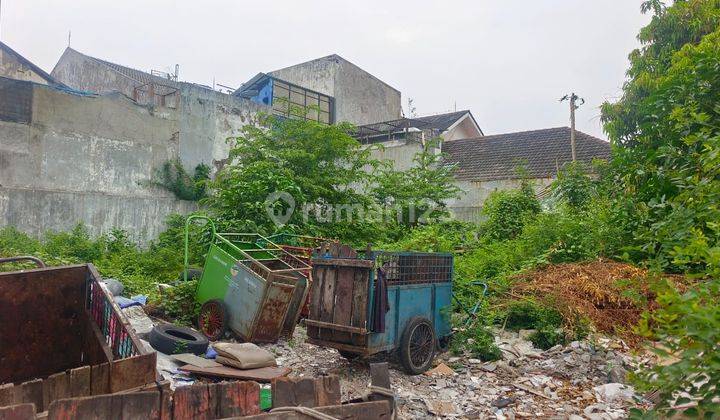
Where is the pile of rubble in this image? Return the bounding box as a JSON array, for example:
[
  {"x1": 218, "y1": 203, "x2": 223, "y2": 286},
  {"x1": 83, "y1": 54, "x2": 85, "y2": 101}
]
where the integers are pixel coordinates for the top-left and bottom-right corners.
[
  {"x1": 262, "y1": 328, "x2": 649, "y2": 419},
  {"x1": 121, "y1": 290, "x2": 650, "y2": 418}
]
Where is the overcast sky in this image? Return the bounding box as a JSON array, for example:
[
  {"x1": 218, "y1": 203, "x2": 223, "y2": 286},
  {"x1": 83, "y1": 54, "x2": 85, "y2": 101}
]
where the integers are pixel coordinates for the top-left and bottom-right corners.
[{"x1": 1, "y1": 1, "x2": 651, "y2": 139}]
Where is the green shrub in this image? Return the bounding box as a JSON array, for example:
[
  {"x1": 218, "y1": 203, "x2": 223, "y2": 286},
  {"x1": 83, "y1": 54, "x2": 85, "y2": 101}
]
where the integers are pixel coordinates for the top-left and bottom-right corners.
[
  {"x1": 43, "y1": 224, "x2": 105, "y2": 263},
  {"x1": 632, "y1": 278, "x2": 720, "y2": 418},
  {"x1": 379, "y1": 221, "x2": 477, "y2": 253},
  {"x1": 157, "y1": 279, "x2": 201, "y2": 326},
  {"x1": 551, "y1": 162, "x2": 595, "y2": 210},
  {"x1": 503, "y1": 300, "x2": 563, "y2": 331},
  {"x1": 154, "y1": 160, "x2": 210, "y2": 201},
  {"x1": 0, "y1": 226, "x2": 41, "y2": 254},
  {"x1": 528, "y1": 326, "x2": 566, "y2": 350},
  {"x1": 481, "y1": 182, "x2": 541, "y2": 240}
]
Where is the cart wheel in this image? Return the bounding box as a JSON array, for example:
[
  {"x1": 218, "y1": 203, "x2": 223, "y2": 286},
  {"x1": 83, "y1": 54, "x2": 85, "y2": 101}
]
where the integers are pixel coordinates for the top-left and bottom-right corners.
[
  {"x1": 399, "y1": 317, "x2": 436, "y2": 375},
  {"x1": 198, "y1": 299, "x2": 228, "y2": 341}
]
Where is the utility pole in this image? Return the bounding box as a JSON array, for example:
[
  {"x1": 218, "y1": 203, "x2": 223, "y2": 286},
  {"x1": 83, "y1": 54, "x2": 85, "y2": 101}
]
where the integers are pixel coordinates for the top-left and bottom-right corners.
[{"x1": 560, "y1": 93, "x2": 584, "y2": 162}]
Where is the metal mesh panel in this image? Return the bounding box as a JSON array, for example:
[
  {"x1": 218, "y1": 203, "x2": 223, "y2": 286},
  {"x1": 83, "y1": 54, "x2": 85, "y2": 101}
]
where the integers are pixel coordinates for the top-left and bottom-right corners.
[
  {"x1": 87, "y1": 277, "x2": 140, "y2": 359},
  {"x1": 373, "y1": 252, "x2": 453, "y2": 285}
]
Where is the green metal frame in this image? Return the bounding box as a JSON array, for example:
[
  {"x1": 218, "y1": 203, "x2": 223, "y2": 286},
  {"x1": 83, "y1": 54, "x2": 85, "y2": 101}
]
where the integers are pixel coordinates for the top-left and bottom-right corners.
[{"x1": 184, "y1": 214, "x2": 217, "y2": 283}]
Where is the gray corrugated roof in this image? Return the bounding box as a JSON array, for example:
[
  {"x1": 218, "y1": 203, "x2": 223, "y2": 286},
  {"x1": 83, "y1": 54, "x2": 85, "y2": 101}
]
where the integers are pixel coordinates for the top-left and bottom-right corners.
[
  {"x1": 354, "y1": 110, "x2": 479, "y2": 138},
  {"x1": 442, "y1": 127, "x2": 610, "y2": 181},
  {"x1": 412, "y1": 110, "x2": 473, "y2": 131},
  {"x1": 67, "y1": 47, "x2": 179, "y2": 88}
]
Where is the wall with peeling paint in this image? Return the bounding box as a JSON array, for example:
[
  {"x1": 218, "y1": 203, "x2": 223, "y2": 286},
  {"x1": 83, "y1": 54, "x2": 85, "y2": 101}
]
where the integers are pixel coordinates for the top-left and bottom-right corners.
[
  {"x1": 51, "y1": 48, "x2": 266, "y2": 173},
  {"x1": 0, "y1": 77, "x2": 195, "y2": 243}
]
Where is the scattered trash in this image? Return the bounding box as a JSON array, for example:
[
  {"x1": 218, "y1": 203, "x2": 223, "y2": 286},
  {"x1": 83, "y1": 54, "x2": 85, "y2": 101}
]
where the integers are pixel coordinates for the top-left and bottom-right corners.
[
  {"x1": 149, "y1": 324, "x2": 209, "y2": 355},
  {"x1": 593, "y1": 383, "x2": 636, "y2": 403},
  {"x1": 424, "y1": 399, "x2": 457, "y2": 416},
  {"x1": 122, "y1": 305, "x2": 155, "y2": 338},
  {"x1": 492, "y1": 396, "x2": 516, "y2": 408},
  {"x1": 205, "y1": 345, "x2": 218, "y2": 359},
  {"x1": 101, "y1": 278, "x2": 124, "y2": 296},
  {"x1": 114, "y1": 295, "x2": 142, "y2": 309},
  {"x1": 130, "y1": 294, "x2": 148, "y2": 305},
  {"x1": 424, "y1": 362, "x2": 455, "y2": 377},
  {"x1": 172, "y1": 353, "x2": 222, "y2": 368},
  {"x1": 178, "y1": 364, "x2": 290, "y2": 383},
  {"x1": 213, "y1": 342, "x2": 277, "y2": 369}
]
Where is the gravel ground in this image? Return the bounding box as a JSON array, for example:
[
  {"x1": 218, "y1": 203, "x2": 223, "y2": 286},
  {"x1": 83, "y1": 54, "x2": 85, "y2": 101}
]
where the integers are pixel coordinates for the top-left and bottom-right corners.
[{"x1": 259, "y1": 327, "x2": 649, "y2": 419}]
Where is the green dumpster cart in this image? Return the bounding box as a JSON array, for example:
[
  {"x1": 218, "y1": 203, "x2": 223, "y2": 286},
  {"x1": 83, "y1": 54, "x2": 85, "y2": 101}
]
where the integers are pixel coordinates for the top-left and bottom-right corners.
[{"x1": 184, "y1": 216, "x2": 311, "y2": 343}]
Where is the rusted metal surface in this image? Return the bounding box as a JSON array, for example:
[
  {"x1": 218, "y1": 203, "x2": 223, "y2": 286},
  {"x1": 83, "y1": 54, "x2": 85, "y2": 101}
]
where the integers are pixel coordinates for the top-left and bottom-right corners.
[
  {"x1": 0, "y1": 265, "x2": 88, "y2": 383},
  {"x1": 249, "y1": 282, "x2": 296, "y2": 343},
  {"x1": 0, "y1": 264, "x2": 150, "y2": 386},
  {"x1": 0, "y1": 255, "x2": 46, "y2": 268}
]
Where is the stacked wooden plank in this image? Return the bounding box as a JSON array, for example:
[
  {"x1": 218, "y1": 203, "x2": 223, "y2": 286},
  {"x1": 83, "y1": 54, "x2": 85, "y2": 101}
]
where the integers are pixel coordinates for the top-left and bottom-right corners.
[
  {"x1": 0, "y1": 353, "x2": 156, "y2": 416},
  {"x1": 0, "y1": 364, "x2": 395, "y2": 420}
]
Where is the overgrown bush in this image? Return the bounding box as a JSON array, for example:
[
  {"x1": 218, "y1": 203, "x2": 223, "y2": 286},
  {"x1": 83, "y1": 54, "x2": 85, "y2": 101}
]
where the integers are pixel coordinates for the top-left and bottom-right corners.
[
  {"x1": 154, "y1": 160, "x2": 210, "y2": 201},
  {"x1": 0, "y1": 220, "x2": 208, "y2": 316},
  {"x1": 480, "y1": 181, "x2": 541, "y2": 240},
  {"x1": 154, "y1": 279, "x2": 201, "y2": 326}
]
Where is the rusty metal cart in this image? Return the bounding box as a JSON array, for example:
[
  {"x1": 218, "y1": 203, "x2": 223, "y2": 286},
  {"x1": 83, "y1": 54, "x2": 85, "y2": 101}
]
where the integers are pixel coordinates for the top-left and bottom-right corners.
[
  {"x1": 305, "y1": 245, "x2": 453, "y2": 374},
  {"x1": 266, "y1": 234, "x2": 329, "y2": 318},
  {"x1": 186, "y1": 217, "x2": 312, "y2": 343}
]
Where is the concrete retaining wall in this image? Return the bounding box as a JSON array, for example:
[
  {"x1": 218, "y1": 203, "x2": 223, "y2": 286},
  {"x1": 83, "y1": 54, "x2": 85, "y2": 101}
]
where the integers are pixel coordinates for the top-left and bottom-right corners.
[{"x1": 0, "y1": 77, "x2": 195, "y2": 243}]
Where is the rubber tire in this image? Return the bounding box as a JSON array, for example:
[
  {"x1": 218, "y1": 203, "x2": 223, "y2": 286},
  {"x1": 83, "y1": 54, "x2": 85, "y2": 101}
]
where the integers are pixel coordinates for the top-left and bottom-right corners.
[
  {"x1": 398, "y1": 317, "x2": 436, "y2": 375},
  {"x1": 149, "y1": 324, "x2": 209, "y2": 355},
  {"x1": 198, "y1": 299, "x2": 229, "y2": 341}
]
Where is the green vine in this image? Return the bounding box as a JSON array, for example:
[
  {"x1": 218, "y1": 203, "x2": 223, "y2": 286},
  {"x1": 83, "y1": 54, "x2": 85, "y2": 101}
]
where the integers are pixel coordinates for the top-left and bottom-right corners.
[{"x1": 153, "y1": 160, "x2": 210, "y2": 201}]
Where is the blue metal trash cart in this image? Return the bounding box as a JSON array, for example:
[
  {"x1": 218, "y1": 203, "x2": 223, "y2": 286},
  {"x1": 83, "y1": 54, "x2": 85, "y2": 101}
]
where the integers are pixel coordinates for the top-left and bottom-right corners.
[{"x1": 305, "y1": 245, "x2": 453, "y2": 374}]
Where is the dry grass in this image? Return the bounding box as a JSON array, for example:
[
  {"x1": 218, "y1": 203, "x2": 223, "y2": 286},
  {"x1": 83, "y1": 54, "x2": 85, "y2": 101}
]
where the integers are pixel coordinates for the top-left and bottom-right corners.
[{"x1": 511, "y1": 259, "x2": 684, "y2": 345}]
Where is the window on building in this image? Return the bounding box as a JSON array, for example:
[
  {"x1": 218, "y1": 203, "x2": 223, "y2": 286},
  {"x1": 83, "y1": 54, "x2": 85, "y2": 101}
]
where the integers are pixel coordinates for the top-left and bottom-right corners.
[{"x1": 271, "y1": 80, "x2": 333, "y2": 124}]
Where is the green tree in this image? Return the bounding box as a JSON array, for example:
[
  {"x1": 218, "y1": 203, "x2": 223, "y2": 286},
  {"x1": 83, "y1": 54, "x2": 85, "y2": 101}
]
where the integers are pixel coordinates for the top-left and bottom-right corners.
[
  {"x1": 203, "y1": 114, "x2": 382, "y2": 243},
  {"x1": 602, "y1": 2, "x2": 720, "y2": 416},
  {"x1": 371, "y1": 137, "x2": 462, "y2": 229}
]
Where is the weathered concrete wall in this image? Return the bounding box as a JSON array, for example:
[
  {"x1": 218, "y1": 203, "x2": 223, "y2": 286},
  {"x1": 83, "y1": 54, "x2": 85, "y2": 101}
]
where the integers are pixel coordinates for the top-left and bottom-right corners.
[
  {"x1": 177, "y1": 83, "x2": 265, "y2": 171},
  {"x1": 447, "y1": 178, "x2": 553, "y2": 222},
  {"x1": 52, "y1": 48, "x2": 141, "y2": 98},
  {"x1": 270, "y1": 55, "x2": 402, "y2": 125},
  {"x1": 0, "y1": 77, "x2": 195, "y2": 243},
  {"x1": 51, "y1": 48, "x2": 264, "y2": 172},
  {"x1": 0, "y1": 49, "x2": 50, "y2": 84},
  {"x1": 365, "y1": 138, "x2": 425, "y2": 172}
]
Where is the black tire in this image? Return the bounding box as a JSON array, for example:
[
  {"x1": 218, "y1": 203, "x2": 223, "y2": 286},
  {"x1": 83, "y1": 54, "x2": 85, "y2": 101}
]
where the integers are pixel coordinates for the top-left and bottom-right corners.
[
  {"x1": 398, "y1": 317, "x2": 436, "y2": 375},
  {"x1": 198, "y1": 299, "x2": 228, "y2": 341},
  {"x1": 149, "y1": 324, "x2": 209, "y2": 355}
]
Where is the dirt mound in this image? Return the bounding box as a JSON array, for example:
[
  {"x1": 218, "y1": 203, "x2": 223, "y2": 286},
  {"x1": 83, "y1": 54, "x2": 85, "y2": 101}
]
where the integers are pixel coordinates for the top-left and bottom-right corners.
[{"x1": 511, "y1": 259, "x2": 682, "y2": 344}]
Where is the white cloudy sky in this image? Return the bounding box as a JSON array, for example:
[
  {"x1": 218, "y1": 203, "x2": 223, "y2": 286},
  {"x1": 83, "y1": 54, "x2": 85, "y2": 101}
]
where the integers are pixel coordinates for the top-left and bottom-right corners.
[{"x1": 1, "y1": 1, "x2": 651, "y2": 139}]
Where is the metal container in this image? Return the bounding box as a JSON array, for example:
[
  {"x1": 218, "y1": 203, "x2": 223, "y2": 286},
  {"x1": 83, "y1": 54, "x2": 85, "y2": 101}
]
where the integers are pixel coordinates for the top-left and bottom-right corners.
[{"x1": 195, "y1": 232, "x2": 311, "y2": 343}]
